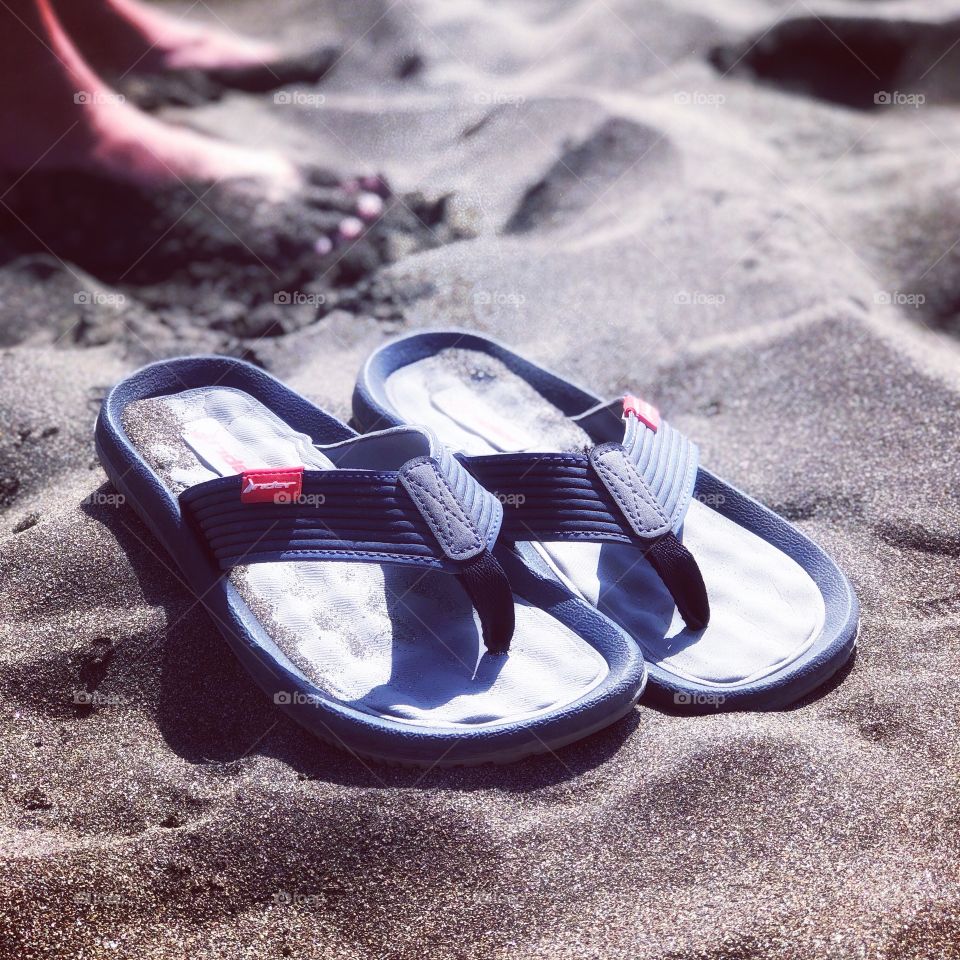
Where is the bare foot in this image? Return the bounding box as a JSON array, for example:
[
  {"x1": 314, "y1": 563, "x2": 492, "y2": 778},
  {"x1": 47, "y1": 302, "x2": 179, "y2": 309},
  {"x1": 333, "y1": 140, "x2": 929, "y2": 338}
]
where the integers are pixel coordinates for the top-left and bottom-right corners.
[
  {"x1": 0, "y1": 0, "x2": 295, "y2": 192},
  {"x1": 52, "y1": 0, "x2": 338, "y2": 111},
  {"x1": 51, "y1": 0, "x2": 280, "y2": 77},
  {"x1": 0, "y1": 0, "x2": 391, "y2": 297},
  {"x1": 86, "y1": 103, "x2": 298, "y2": 193}
]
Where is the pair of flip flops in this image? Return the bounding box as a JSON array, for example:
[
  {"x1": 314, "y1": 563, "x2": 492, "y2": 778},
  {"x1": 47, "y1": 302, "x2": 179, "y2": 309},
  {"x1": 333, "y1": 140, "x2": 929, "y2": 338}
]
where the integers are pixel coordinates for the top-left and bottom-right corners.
[{"x1": 95, "y1": 332, "x2": 859, "y2": 767}]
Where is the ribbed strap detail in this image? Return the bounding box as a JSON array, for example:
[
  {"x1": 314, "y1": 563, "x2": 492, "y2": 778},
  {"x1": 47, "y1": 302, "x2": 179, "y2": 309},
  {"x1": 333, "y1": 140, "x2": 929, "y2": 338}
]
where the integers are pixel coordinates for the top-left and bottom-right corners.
[
  {"x1": 463, "y1": 417, "x2": 708, "y2": 630},
  {"x1": 465, "y1": 453, "x2": 632, "y2": 543},
  {"x1": 179, "y1": 455, "x2": 516, "y2": 652},
  {"x1": 436, "y1": 444, "x2": 503, "y2": 540},
  {"x1": 465, "y1": 416, "x2": 697, "y2": 542},
  {"x1": 180, "y1": 470, "x2": 450, "y2": 570},
  {"x1": 619, "y1": 414, "x2": 699, "y2": 533},
  {"x1": 398, "y1": 447, "x2": 503, "y2": 562}
]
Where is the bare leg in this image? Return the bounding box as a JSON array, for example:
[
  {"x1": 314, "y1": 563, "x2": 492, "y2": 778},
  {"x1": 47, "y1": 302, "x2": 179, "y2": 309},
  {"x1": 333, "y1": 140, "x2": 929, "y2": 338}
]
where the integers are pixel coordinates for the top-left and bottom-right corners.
[
  {"x1": 0, "y1": 0, "x2": 295, "y2": 187},
  {"x1": 51, "y1": 0, "x2": 279, "y2": 76}
]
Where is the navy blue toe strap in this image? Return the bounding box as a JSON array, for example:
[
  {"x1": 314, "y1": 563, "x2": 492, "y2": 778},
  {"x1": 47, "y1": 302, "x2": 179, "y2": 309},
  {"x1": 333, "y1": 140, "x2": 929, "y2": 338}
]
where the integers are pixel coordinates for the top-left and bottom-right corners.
[
  {"x1": 179, "y1": 449, "x2": 515, "y2": 653},
  {"x1": 458, "y1": 550, "x2": 515, "y2": 656},
  {"x1": 464, "y1": 395, "x2": 710, "y2": 631},
  {"x1": 644, "y1": 534, "x2": 709, "y2": 632}
]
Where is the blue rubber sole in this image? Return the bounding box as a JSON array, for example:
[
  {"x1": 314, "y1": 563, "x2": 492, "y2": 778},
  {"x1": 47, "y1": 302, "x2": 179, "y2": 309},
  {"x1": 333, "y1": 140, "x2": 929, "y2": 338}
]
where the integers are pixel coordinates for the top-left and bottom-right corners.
[
  {"x1": 95, "y1": 356, "x2": 648, "y2": 767},
  {"x1": 353, "y1": 330, "x2": 860, "y2": 712}
]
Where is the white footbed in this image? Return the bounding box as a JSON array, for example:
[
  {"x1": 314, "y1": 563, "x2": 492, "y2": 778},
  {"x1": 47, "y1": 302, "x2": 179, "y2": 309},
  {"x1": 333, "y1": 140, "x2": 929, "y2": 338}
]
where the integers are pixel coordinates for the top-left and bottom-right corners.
[
  {"x1": 121, "y1": 387, "x2": 608, "y2": 729},
  {"x1": 384, "y1": 349, "x2": 826, "y2": 689}
]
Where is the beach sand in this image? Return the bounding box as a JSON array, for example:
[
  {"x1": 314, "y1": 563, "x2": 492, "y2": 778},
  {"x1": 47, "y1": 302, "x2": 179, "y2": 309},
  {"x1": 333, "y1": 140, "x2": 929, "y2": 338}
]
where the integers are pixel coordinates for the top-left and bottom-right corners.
[{"x1": 1, "y1": 0, "x2": 959, "y2": 957}]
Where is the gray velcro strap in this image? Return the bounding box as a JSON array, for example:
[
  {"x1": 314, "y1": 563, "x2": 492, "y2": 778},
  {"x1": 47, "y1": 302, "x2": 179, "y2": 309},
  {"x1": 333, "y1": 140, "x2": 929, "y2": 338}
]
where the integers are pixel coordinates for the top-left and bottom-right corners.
[
  {"x1": 398, "y1": 452, "x2": 503, "y2": 561},
  {"x1": 588, "y1": 443, "x2": 672, "y2": 540}
]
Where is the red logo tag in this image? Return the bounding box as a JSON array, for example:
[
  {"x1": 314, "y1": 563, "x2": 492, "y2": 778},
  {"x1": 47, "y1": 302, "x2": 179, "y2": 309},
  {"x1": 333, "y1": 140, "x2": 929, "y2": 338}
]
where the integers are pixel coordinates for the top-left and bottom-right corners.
[
  {"x1": 622, "y1": 395, "x2": 660, "y2": 432},
  {"x1": 240, "y1": 467, "x2": 304, "y2": 504}
]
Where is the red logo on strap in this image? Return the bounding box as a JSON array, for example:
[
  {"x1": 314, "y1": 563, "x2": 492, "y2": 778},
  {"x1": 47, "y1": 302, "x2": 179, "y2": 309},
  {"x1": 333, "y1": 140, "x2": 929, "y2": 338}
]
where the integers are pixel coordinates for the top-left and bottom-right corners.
[
  {"x1": 622, "y1": 395, "x2": 660, "y2": 432},
  {"x1": 240, "y1": 467, "x2": 304, "y2": 504}
]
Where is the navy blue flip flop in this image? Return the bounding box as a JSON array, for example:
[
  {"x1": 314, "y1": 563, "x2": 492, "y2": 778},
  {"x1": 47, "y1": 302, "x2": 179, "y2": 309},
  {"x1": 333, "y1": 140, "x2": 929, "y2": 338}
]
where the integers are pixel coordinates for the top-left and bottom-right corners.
[
  {"x1": 353, "y1": 331, "x2": 859, "y2": 711},
  {"x1": 95, "y1": 356, "x2": 646, "y2": 766}
]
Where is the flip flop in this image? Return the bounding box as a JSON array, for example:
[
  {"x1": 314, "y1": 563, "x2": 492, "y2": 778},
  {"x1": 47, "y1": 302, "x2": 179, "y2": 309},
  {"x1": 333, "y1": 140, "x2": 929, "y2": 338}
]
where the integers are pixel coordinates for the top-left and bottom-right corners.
[
  {"x1": 95, "y1": 356, "x2": 647, "y2": 766},
  {"x1": 353, "y1": 331, "x2": 859, "y2": 711}
]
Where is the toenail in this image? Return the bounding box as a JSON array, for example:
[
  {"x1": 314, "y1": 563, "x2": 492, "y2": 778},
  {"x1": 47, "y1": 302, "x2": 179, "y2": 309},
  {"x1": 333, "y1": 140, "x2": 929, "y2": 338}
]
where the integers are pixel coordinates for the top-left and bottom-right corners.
[
  {"x1": 338, "y1": 217, "x2": 364, "y2": 240},
  {"x1": 356, "y1": 193, "x2": 384, "y2": 220}
]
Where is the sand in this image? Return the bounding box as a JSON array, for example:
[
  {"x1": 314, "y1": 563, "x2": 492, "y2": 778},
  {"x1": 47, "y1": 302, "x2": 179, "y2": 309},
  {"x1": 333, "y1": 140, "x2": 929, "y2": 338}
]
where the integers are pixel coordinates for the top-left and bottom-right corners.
[{"x1": 1, "y1": 0, "x2": 959, "y2": 957}]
